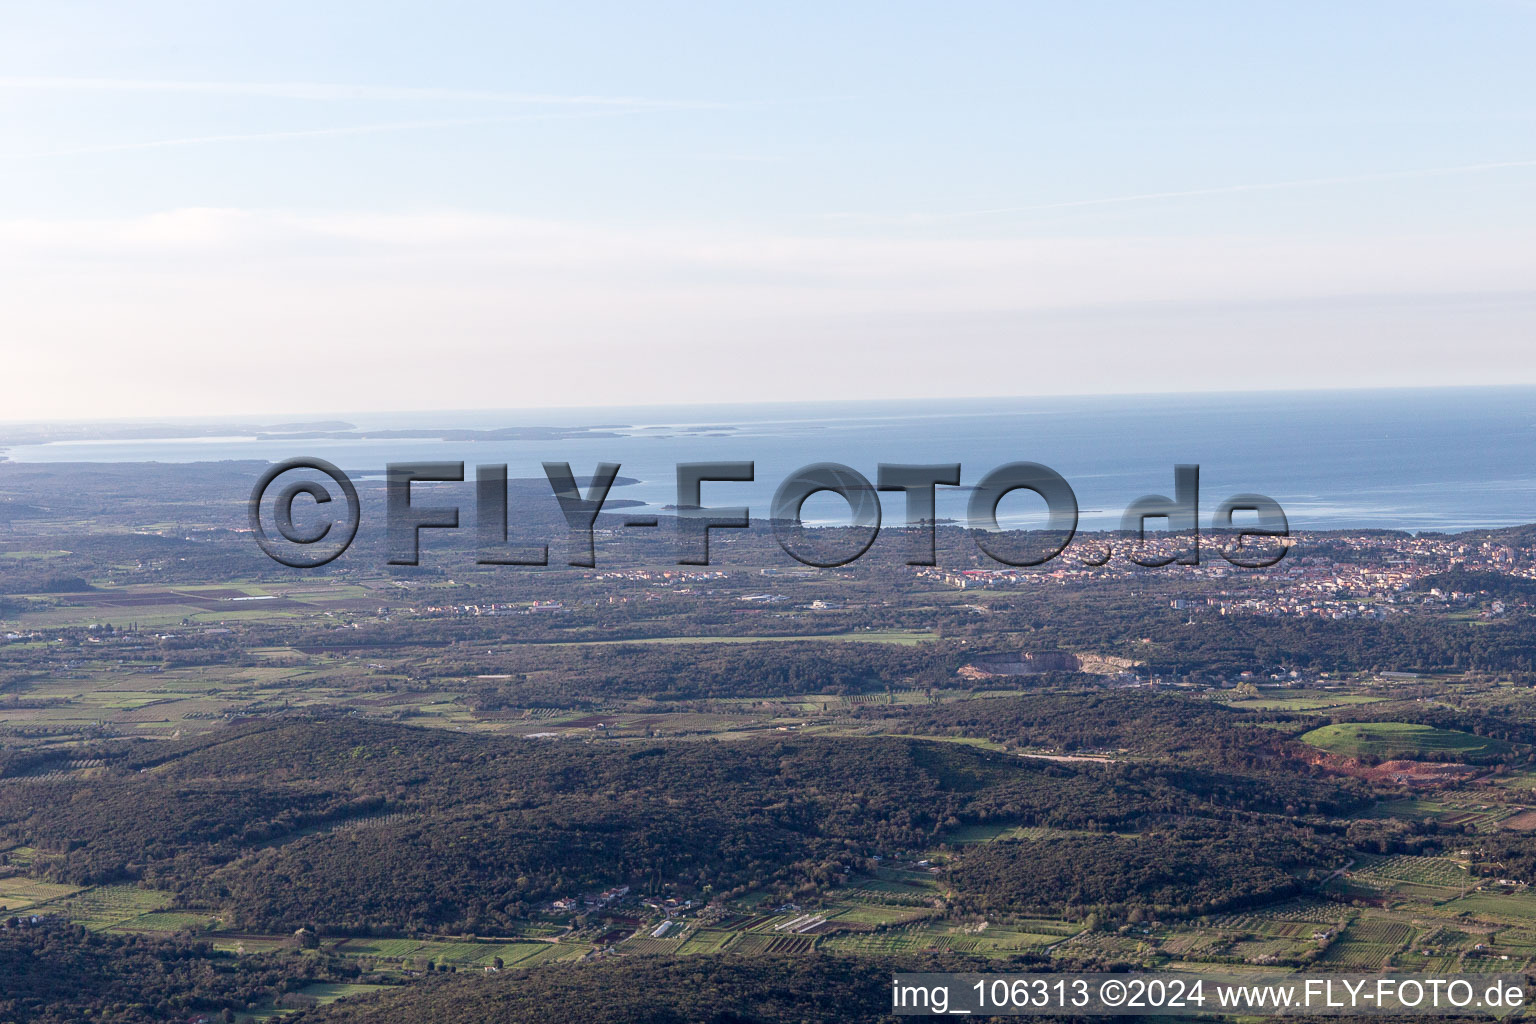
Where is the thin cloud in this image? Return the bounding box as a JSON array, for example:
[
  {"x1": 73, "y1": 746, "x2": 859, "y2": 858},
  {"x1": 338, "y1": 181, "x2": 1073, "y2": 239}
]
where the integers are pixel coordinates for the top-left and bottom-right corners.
[
  {"x1": 0, "y1": 109, "x2": 673, "y2": 162},
  {"x1": 0, "y1": 76, "x2": 714, "y2": 109},
  {"x1": 839, "y1": 158, "x2": 1536, "y2": 223}
]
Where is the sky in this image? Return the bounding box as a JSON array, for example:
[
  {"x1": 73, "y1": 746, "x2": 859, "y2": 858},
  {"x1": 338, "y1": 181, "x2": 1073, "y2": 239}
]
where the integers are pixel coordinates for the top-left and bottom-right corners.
[{"x1": 1, "y1": 0, "x2": 1534, "y2": 420}]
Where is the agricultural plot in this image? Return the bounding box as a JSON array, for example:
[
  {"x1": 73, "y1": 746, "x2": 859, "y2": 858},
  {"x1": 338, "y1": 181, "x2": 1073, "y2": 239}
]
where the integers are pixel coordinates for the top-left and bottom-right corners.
[
  {"x1": 1227, "y1": 936, "x2": 1306, "y2": 963},
  {"x1": 1489, "y1": 928, "x2": 1536, "y2": 955},
  {"x1": 546, "y1": 630, "x2": 938, "y2": 648},
  {"x1": 838, "y1": 933, "x2": 976, "y2": 953},
  {"x1": 293, "y1": 982, "x2": 394, "y2": 1006},
  {"x1": 0, "y1": 876, "x2": 82, "y2": 913},
  {"x1": 11, "y1": 585, "x2": 334, "y2": 628},
  {"x1": 111, "y1": 910, "x2": 219, "y2": 933},
  {"x1": 530, "y1": 942, "x2": 590, "y2": 964},
  {"x1": 944, "y1": 821, "x2": 1019, "y2": 843},
  {"x1": 820, "y1": 920, "x2": 1057, "y2": 956},
  {"x1": 1300, "y1": 722, "x2": 1510, "y2": 760},
  {"x1": 208, "y1": 933, "x2": 292, "y2": 954},
  {"x1": 1169, "y1": 905, "x2": 1355, "y2": 968},
  {"x1": 1222, "y1": 694, "x2": 1387, "y2": 712},
  {"x1": 1359, "y1": 799, "x2": 1511, "y2": 833},
  {"x1": 1347, "y1": 917, "x2": 1415, "y2": 945},
  {"x1": 676, "y1": 929, "x2": 737, "y2": 955},
  {"x1": 1442, "y1": 891, "x2": 1536, "y2": 925},
  {"x1": 0, "y1": 845, "x2": 37, "y2": 868},
  {"x1": 819, "y1": 932, "x2": 929, "y2": 954},
  {"x1": 1206, "y1": 915, "x2": 1327, "y2": 939},
  {"x1": 832, "y1": 870, "x2": 944, "y2": 907},
  {"x1": 55, "y1": 886, "x2": 172, "y2": 930},
  {"x1": 1439, "y1": 806, "x2": 1522, "y2": 834},
  {"x1": 1216, "y1": 899, "x2": 1341, "y2": 925},
  {"x1": 0, "y1": 665, "x2": 298, "y2": 739},
  {"x1": 1318, "y1": 938, "x2": 1397, "y2": 970},
  {"x1": 1346, "y1": 855, "x2": 1475, "y2": 901},
  {"x1": 456, "y1": 942, "x2": 560, "y2": 967},
  {"x1": 1158, "y1": 932, "x2": 1225, "y2": 957},
  {"x1": 727, "y1": 932, "x2": 816, "y2": 954},
  {"x1": 826, "y1": 902, "x2": 931, "y2": 927},
  {"x1": 783, "y1": 918, "x2": 1055, "y2": 955},
  {"x1": 620, "y1": 934, "x2": 689, "y2": 956},
  {"x1": 966, "y1": 927, "x2": 1068, "y2": 953},
  {"x1": 1011, "y1": 918, "x2": 1081, "y2": 938},
  {"x1": 1396, "y1": 950, "x2": 1467, "y2": 972},
  {"x1": 1404, "y1": 924, "x2": 1480, "y2": 962},
  {"x1": 745, "y1": 908, "x2": 823, "y2": 932},
  {"x1": 1494, "y1": 771, "x2": 1536, "y2": 792},
  {"x1": 1498, "y1": 809, "x2": 1536, "y2": 830},
  {"x1": 933, "y1": 822, "x2": 1118, "y2": 847},
  {"x1": 1363, "y1": 797, "x2": 1452, "y2": 821},
  {"x1": 1065, "y1": 931, "x2": 1152, "y2": 959},
  {"x1": 1458, "y1": 956, "x2": 1525, "y2": 973},
  {"x1": 334, "y1": 937, "x2": 567, "y2": 967},
  {"x1": 776, "y1": 912, "x2": 829, "y2": 934},
  {"x1": 994, "y1": 825, "x2": 1119, "y2": 842},
  {"x1": 323, "y1": 937, "x2": 432, "y2": 959}
]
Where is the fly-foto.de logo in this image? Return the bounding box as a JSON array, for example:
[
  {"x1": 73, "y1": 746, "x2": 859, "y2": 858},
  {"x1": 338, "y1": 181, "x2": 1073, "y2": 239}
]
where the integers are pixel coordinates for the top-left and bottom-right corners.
[{"x1": 249, "y1": 459, "x2": 1287, "y2": 570}]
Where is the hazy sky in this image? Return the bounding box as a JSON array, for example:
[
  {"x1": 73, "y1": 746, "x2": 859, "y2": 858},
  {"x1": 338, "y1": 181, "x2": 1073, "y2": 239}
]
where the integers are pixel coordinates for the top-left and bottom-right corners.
[{"x1": 2, "y1": 1, "x2": 1534, "y2": 420}]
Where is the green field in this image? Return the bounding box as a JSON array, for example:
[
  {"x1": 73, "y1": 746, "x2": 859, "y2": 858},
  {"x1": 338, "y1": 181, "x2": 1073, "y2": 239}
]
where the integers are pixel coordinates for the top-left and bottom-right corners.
[
  {"x1": 296, "y1": 982, "x2": 393, "y2": 1001},
  {"x1": 1299, "y1": 722, "x2": 1510, "y2": 759},
  {"x1": 332, "y1": 936, "x2": 574, "y2": 967},
  {"x1": 1223, "y1": 694, "x2": 1386, "y2": 711},
  {"x1": 112, "y1": 910, "x2": 220, "y2": 933}
]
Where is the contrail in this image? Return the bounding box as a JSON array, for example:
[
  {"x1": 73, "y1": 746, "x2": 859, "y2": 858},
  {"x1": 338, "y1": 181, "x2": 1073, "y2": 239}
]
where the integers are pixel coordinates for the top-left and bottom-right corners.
[
  {"x1": 0, "y1": 76, "x2": 710, "y2": 109},
  {"x1": 0, "y1": 108, "x2": 669, "y2": 161}
]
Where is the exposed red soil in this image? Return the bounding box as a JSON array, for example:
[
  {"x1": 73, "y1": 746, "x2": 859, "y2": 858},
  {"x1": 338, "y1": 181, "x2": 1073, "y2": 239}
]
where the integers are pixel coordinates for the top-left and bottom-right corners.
[{"x1": 1301, "y1": 750, "x2": 1483, "y2": 787}]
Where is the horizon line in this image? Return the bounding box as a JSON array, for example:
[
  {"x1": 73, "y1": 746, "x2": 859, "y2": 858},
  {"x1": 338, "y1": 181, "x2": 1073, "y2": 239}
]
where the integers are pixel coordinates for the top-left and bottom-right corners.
[{"x1": 1, "y1": 381, "x2": 1532, "y2": 429}]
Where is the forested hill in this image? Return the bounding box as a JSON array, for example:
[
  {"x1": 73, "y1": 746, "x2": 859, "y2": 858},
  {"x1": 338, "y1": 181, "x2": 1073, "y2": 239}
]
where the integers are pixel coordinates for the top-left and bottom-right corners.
[
  {"x1": 1, "y1": 711, "x2": 1375, "y2": 935},
  {"x1": 295, "y1": 953, "x2": 1012, "y2": 1024},
  {"x1": 862, "y1": 691, "x2": 1289, "y2": 764}
]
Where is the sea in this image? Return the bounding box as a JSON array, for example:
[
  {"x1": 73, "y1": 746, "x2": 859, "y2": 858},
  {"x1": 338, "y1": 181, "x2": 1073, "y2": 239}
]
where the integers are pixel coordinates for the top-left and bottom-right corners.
[{"x1": 3, "y1": 388, "x2": 1535, "y2": 533}]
